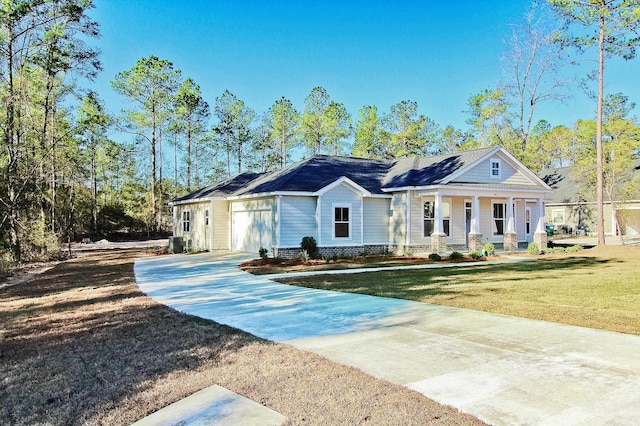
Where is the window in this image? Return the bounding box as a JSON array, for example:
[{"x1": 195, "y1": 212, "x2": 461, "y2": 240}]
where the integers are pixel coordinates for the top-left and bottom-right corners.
[
  {"x1": 490, "y1": 158, "x2": 501, "y2": 178},
  {"x1": 205, "y1": 209, "x2": 210, "y2": 226},
  {"x1": 334, "y1": 206, "x2": 350, "y2": 238},
  {"x1": 525, "y1": 208, "x2": 531, "y2": 235},
  {"x1": 492, "y1": 202, "x2": 505, "y2": 235},
  {"x1": 552, "y1": 209, "x2": 565, "y2": 225},
  {"x1": 182, "y1": 211, "x2": 191, "y2": 233},
  {"x1": 423, "y1": 201, "x2": 434, "y2": 236},
  {"x1": 423, "y1": 200, "x2": 450, "y2": 237}
]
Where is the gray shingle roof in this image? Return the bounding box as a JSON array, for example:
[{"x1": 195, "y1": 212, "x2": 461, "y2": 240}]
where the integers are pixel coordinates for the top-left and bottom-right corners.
[
  {"x1": 542, "y1": 160, "x2": 640, "y2": 204},
  {"x1": 541, "y1": 166, "x2": 578, "y2": 204},
  {"x1": 171, "y1": 171, "x2": 263, "y2": 203},
  {"x1": 172, "y1": 146, "x2": 533, "y2": 203},
  {"x1": 235, "y1": 155, "x2": 392, "y2": 195},
  {"x1": 383, "y1": 148, "x2": 494, "y2": 188}
]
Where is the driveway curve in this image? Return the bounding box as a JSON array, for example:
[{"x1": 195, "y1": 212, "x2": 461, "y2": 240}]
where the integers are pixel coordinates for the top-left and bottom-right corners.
[{"x1": 135, "y1": 252, "x2": 640, "y2": 426}]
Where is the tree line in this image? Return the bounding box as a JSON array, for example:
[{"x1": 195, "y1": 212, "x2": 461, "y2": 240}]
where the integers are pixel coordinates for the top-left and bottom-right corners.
[{"x1": 1, "y1": 0, "x2": 639, "y2": 264}]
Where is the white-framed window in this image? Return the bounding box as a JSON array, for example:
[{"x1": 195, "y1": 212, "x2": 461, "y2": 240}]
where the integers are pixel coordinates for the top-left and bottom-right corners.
[
  {"x1": 333, "y1": 204, "x2": 351, "y2": 239},
  {"x1": 423, "y1": 200, "x2": 450, "y2": 237},
  {"x1": 525, "y1": 207, "x2": 532, "y2": 235},
  {"x1": 182, "y1": 210, "x2": 191, "y2": 233},
  {"x1": 490, "y1": 158, "x2": 501, "y2": 178},
  {"x1": 423, "y1": 201, "x2": 434, "y2": 236},
  {"x1": 552, "y1": 209, "x2": 565, "y2": 225},
  {"x1": 492, "y1": 202, "x2": 506, "y2": 235},
  {"x1": 205, "y1": 209, "x2": 209, "y2": 226}
]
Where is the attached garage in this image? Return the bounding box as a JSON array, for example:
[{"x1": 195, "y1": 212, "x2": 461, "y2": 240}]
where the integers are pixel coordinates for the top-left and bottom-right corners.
[{"x1": 231, "y1": 199, "x2": 275, "y2": 253}]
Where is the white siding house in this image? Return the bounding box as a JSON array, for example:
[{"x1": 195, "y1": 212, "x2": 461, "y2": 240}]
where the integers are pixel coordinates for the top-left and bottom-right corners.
[{"x1": 170, "y1": 146, "x2": 553, "y2": 257}]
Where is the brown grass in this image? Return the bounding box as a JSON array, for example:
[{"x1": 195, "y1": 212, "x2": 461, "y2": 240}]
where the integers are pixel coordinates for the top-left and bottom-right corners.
[{"x1": 0, "y1": 250, "x2": 483, "y2": 425}]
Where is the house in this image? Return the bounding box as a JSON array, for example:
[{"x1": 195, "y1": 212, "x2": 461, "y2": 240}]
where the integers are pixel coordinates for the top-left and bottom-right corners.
[
  {"x1": 170, "y1": 146, "x2": 553, "y2": 257},
  {"x1": 542, "y1": 163, "x2": 640, "y2": 237}
]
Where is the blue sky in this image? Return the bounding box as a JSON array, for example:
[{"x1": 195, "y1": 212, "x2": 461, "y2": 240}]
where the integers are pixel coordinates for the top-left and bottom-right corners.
[{"x1": 90, "y1": 0, "x2": 640, "y2": 135}]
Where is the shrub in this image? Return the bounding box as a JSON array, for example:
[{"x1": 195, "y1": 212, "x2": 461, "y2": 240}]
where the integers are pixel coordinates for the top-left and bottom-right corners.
[
  {"x1": 449, "y1": 251, "x2": 464, "y2": 260},
  {"x1": 359, "y1": 248, "x2": 370, "y2": 259},
  {"x1": 258, "y1": 247, "x2": 268, "y2": 259},
  {"x1": 428, "y1": 253, "x2": 442, "y2": 261},
  {"x1": 566, "y1": 244, "x2": 582, "y2": 253},
  {"x1": 299, "y1": 249, "x2": 310, "y2": 263},
  {"x1": 483, "y1": 243, "x2": 496, "y2": 256},
  {"x1": 381, "y1": 247, "x2": 394, "y2": 259},
  {"x1": 403, "y1": 248, "x2": 414, "y2": 257},
  {"x1": 469, "y1": 251, "x2": 483, "y2": 260},
  {"x1": 300, "y1": 236, "x2": 319, "y2": 258},
  {"x1": 527, "y1": 242, "x2": 539, "y2": 255}
]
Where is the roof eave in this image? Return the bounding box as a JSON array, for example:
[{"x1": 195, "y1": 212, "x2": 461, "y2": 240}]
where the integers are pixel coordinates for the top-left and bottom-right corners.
[
  {"x1": 169, "y1": 196, "x2": 225, "y2": 206},
  {"x1": 227, "y1": 191, "x2": 316, "y2": 200}
]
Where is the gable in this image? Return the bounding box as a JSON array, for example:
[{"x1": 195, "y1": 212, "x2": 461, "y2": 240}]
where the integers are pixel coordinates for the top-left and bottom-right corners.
[
  {"x1": 315, "y1": 176, "x2": 371, "y2": 197},
  {"x1": 448, "y1": 151, "x2": 544, "y2": 188}
]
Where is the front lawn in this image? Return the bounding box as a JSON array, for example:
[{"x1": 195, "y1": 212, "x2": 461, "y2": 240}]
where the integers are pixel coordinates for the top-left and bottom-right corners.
[{"x1": 277, "y1": 246, "x2": 640, "y2": 336}]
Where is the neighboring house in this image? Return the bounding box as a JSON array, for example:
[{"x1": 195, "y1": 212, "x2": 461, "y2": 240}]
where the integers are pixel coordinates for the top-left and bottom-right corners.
[
  {"x1": 170, "y1": 146, "x2": 552, "y2": 257},
  {"x1": 542, "y1": 163, "x2": 640, "y2": 237}
]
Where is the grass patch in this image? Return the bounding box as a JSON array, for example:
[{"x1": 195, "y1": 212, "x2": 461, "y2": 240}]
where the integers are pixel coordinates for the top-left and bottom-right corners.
[
  {"x1": 277, "y1": 246, "x2": 640, "y2": 336},
  {"x1": 0, "y1": 250, "x2": 483, "y2": 425}
]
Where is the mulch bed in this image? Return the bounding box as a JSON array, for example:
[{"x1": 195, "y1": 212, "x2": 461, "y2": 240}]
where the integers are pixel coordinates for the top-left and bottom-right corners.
[{"x1": 240, "y1": 254, "x2": 487, "y2": 275}]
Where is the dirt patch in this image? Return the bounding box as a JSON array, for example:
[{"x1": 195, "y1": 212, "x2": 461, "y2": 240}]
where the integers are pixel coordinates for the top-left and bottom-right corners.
[
  {"x1": 240, "y1": 254, "x2": 488, "y2": 275},
  {"x1": 0, "y1": 249, "x2": 484, "y2": 425}
]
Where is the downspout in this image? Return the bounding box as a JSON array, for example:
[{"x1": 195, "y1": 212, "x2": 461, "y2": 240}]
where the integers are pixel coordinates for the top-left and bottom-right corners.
[
  {"x1": 276, "y1": 195, "x2": 282, "y2": 251},
  {"x1": 317, "y1": 196, "x2": 322, "y2": 247},
  {"x1": 360, "y1": 195, "x2": 365, "y2": 246}
]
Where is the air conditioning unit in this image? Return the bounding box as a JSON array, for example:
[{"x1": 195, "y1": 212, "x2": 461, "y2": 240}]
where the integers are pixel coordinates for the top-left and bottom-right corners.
[{"x1": 168, "y1": 236, "x2": 184, "y2": 254}]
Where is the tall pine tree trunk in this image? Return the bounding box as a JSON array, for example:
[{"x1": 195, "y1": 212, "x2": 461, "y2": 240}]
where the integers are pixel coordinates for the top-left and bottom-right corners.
[
  {"x1": 91, "y1": 143, "x2": 98, "y2": 234},
  {"x1": 187, "y1": 127, "x2": 192, "y2": 190},
  {"x1": 4, "y1": 25, "x2": 21, "y2": 263},
  {"x1": 596, "y1": 3, "x2": 606, "y2": 245}
]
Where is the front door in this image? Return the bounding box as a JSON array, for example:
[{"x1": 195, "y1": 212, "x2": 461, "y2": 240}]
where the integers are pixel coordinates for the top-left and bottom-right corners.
[{"x1": 525, "y1": 207, "x2": 532, "y2": 241}]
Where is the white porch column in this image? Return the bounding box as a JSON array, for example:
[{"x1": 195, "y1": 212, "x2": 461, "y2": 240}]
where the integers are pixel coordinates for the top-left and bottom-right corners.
[
  {"x1": 535, "y1": 199, "x2": 546, "y2": 234},
  {"x1": 431, "y1": 192, "x2": 447, "y2": 254},
  {"x1": 433, "y1": 193, "x2": 442, "y2": 235},
  {"x1": 468, "y1": 195, "x2": 483, "y2": 253},
  {"x1": 534, "y1": 199, "x2": 548, "y2": 251},
  {"x1": 504, "y1": 196, "x2": 518, "y2": 252},
  {"x1": 471, "y1": 195, "x2": 481, "y2": 234},
  {"x1": 506, "y1": 196, "x2": 515, "y2": 234}
]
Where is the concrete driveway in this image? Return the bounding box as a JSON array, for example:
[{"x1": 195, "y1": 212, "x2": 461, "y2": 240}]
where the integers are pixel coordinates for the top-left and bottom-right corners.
[{"x1": 135, "y1": 252, "x2": 640, "y2": 426}]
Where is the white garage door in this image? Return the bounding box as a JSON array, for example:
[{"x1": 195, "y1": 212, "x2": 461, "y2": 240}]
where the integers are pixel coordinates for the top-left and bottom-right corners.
[{"x1": 232, "y1": 209, "x2": 273, "y2": 253}]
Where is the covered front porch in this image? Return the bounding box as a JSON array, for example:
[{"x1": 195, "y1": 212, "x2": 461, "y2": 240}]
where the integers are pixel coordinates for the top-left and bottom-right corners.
[{"x1": 405, "y1": 188, "x2": 549, "y2": 254}]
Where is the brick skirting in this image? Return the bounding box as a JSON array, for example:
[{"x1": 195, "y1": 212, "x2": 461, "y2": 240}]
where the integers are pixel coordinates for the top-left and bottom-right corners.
[{"x1": 271, "y1": 239, "x2": 534, "y2": 259}]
